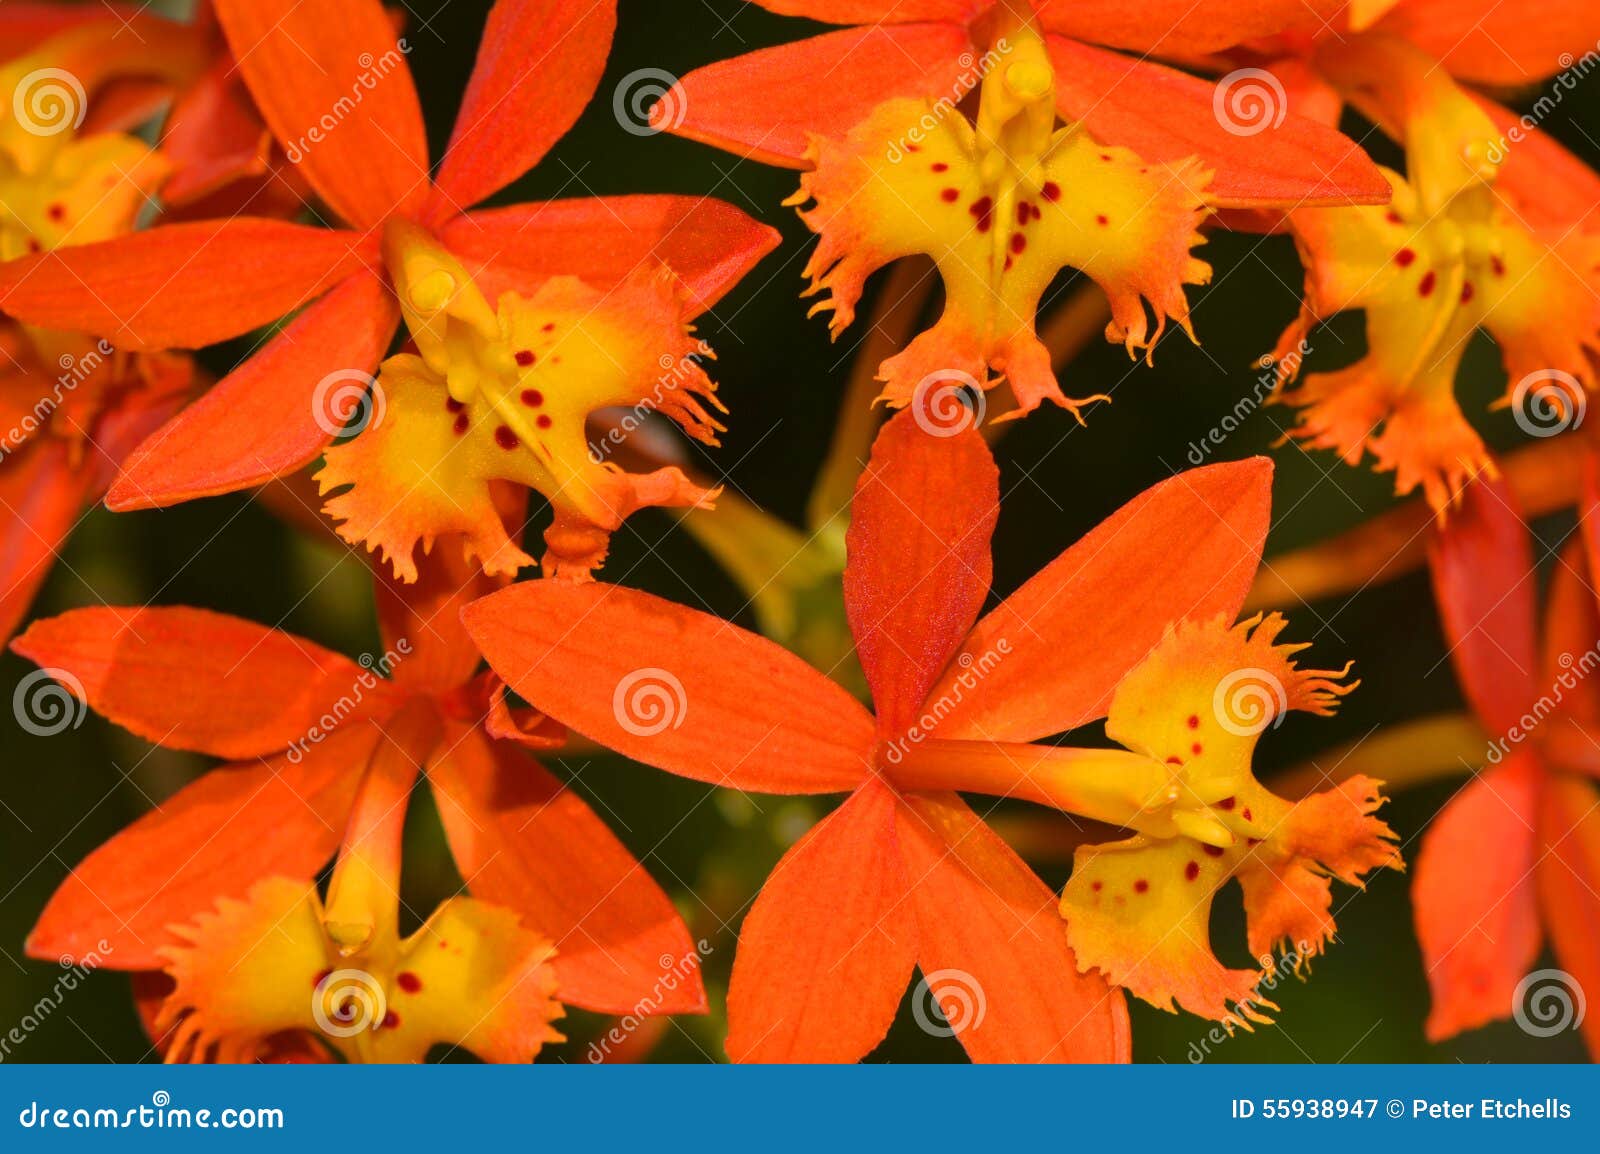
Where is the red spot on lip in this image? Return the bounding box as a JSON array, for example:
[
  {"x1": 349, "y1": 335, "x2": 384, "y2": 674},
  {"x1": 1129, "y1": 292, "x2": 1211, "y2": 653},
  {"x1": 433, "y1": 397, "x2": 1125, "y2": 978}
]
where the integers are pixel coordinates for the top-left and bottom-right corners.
[
  {"x1": 26, "y1": 238, "x2": 41, "y2": 253},
  {"x1": 1395, "y1": 248, "x2": 1416, "y2": 267},
  {"x1": 931, "y1": 161, "x2": 948, "y2": 173},
  {"x1": 1091, "y1": 880, "x2": 1103, "y2": 892},
  {"x1": 494, "y1": 425, "x2": 519, "y2": 449},
  {"x1": 1202, "y1": 844, "x2": 1225, "y2": 857},
  {"x1": 380, "y1": 1010, "x2": 400, "y2": 1029},
  {"x1": 536, "y1": 414, "x2": 553, "y2": 429},
  {"x1": 445, "y1": 398, "x2": 464, "y2": 413},
  {"x1": 1491, "y1": 255, "x2": 1506, "y2": 277},
  {"x1": 1166, "y1": 756, "x2": 1184, "y2": 766},
  {"x1": 1187, "y1": 715, "x2": 1200, "y2": 729},
  {"x1": 1386, "y1": 210, "x2": 1403, "y2": 225},
  {"x1": 453, "y1": 412, "x2": 469, "y2": 435},
  {"x1": 1099, "y1": 153, "x2": 1113, "y2": 162},
  {"x1": 397, "y1": 971, "x2": 422, "y2": 994},
  {"x1": 46, "y1": 203, "x2": 66, "y2": 222},
  {"x1": 1242, "y1": 807, "x2": 1253, "y2": 822},
  {"x1": 1041, "y1": 181, "x2": 1061, "y2": 202},
  {"x1": 905, "y1": 143, "x2": 920, "y2": 153},
  {"x1": 1133, "y1": 879, "x2": 1149, "y2": 893},
  {"x1": 1185, "y1": 861, "x2": 1200, "y2": 881},
  {"x1": 1217, "y1": 796, "x2": 1236, "y2": 811},
  {"x1": 1003, "y1": 255, "x2": 1013, "y2": 271},
  {"x1": 1016, "y1": 201, "x2": 1032, "y2": 225},
  {"x1": 514, "y1": 349, "x2": 535, "y2": 367},
  {"x1": 940, "y1": 187, "x2": 959, "y2": 203},
  {"x1": 1460, "y1": 282, "x2": 1475, "y2": 304},
  {"x1": 521, "y1": 388, "x2": 543, "y2": 406},
  {"x1": 1418, "y1": 270, "x2": 1437, "y2": 297},
  {"x1": 969, "y1": 196, "x2": 993, "y2": 232},
  {"x1": 1010, "y1": 232, "x2": 1026, "y2": 254},
  {"x1": 1191, "y1": 742, "x2": 1203, "y2": 755},
  {"x1": 541, "y1": 322, "x2": 556, "y2": 332}
]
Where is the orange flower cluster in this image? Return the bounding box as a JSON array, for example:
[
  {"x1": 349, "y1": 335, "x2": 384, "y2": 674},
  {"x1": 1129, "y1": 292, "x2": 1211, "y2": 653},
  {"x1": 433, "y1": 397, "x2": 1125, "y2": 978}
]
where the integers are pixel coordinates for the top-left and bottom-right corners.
[{"x1": 1, "y1": 0, "x2": 1596, "y2": 1064}]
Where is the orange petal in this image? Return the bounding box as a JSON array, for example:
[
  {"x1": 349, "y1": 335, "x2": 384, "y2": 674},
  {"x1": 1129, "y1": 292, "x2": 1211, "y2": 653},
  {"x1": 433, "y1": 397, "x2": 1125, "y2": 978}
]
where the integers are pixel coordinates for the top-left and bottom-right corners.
[
  {"x1": 1414, "y1": 753, "x2": 1543, "y2": 1041},
  {"x1": 923, "y1": 458, "x2": 1272, "y2": 742},
  {"x1": 1538, "y1": 775, "x2": 1600, "y2": 1059},
  {"x1": 11, "y1": 606, "x2": 403, "y2": 758},
  {"x1": 0, "y1": 220, "x2": 372, "y2": 350},
  {"x1": 0, "y1": 438, "x2": 94, "y2": 645},
  {"x1": 845, "y1": 411, "x2": 997, "y2": 736},
  {"x1": 429, "y1": 721, "x2": 706, "y2": 1016},
  {"x1": 374, "y1": 545, "x2": 507, "y2": 696},
  {"x1": 1045, "y1": 38, "x2": 1389, "y2": 208},
  {"x1": 429, "y1": 0, "x2": 617, "y2": 214},
  {"x1": 726, "y1": 781, "x2": 917, "y2": 1062},
  {"x1": 1035, "y1": 0, "x2": 1340, "y2": 54},
  {"x1": 212, "y1": 0, "x2": 428, "y2": 228},
  {"x1": 106, "y1": 270, "x2": 398, "y2": 509},
  {"x1": 896, "y1": 790, "x2": 1130, "y2": 1062},
  {"x1": 461, "y1": 579, "x2": 876, "y2": 794},
  {"x1": 1375, "y1": 0, "x2": 1600, "y2": 85},
  {"x1": 748, "y1": 1, "x2": 986, "y2": 19},
  {"x1": 440, "y1": 196, "x2": 781, "y2": 318},
  {"x1": 25, "y1": 726, "x2": 374, "y2": 969},
  {"x1": 1471, "y1": 93, "x2": 1600, "y2": 231},
  {"x1": 663, "y1": 23, "x2": 976, "y2": 168},
  {"x1": 1428, "y1": 474, "x2": 1538, "y2": 739}
]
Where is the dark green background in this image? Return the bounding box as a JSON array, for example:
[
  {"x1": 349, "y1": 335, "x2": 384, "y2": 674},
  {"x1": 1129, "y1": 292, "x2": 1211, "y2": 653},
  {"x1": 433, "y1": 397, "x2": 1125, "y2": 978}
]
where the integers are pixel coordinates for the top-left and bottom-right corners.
[{"x1": 0, "y1": 0, "x2": 1593, "y2": 1063}]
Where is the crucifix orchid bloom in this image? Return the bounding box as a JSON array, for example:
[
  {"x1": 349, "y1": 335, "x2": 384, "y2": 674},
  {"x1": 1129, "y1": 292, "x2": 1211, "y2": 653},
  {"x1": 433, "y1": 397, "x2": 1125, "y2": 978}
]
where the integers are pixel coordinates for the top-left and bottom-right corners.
[
  {"x1": 0, "y1": 0, "x2": 779, "y2": 579},
  {"x1": 461, "y1": 411, "x2": 1399, "y2": 1060},
  {"x1": 657, "y1": 0, "x2": 1387, "y2": 420},
  {"x1": 11, "y1": 549, "x2": 702, "y2": 1063}
]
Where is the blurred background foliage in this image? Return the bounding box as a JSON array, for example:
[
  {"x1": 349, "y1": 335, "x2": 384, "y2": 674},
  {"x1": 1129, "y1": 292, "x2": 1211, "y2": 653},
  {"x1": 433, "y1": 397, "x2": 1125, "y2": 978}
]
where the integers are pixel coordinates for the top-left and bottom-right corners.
[{"x1": 0, "y1": 0, "x2": 1594, "y2": 1063}]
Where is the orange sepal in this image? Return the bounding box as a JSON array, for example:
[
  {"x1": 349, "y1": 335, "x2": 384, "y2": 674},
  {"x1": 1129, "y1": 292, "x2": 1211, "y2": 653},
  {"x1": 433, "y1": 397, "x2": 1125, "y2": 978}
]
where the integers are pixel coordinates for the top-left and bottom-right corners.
[
  {"x1": 1374, "y1": 0, "x2": 1600, "y2": 86},
  {"x1": 0, "y1": 438, "x2": 95, "y2": 645},
  {"x1": 25, "y1": 726, "x2": 374, "y2": 969},
  {"x1": 725, "y1": 781, "x2": 917, "y2": 1063},
  {"x1": 1035, "y1": 0, "x2": 1340, "y2": 55},
  {"x1": 0, "y1": 221, "x2": 373, "y2": 351},
  {"x1": 212, "y1": 0, "x2": 428, "y2": 228},
  {"x1": 106, "y1": 270, "x2": 399, "y2": 509},
  {"x1": 461, "y1": 579, "x2": 876, "y2": 795},
  {"x1": 1414, "y1": 754, "x2": 1543, "y2": 1041},
  {"x1": 845, "y1": 411, "x2": 998, "y2": 736},
  {"x1": 923, "y1": 458, "x2": 1272, "y2": 742},
  {"x1": 429, "y1": 721, "x2": 706, "y2": 1017},
  {"x1": 897, "y1": 791, "x2": 1131, "y2": 1062},
  {"x1": 1538, "y1": 775, "x2": 1600, "y2": 1059},
  {"x1": 429, "y1": 0, "x2": 617, "y2": 215},
  {"x1": 11, "y1": 606, "x2": 403, "y2": 758}
]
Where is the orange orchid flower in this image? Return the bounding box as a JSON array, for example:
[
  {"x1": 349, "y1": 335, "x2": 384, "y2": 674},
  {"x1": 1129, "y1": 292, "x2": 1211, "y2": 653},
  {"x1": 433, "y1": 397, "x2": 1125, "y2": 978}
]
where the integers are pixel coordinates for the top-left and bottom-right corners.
[
  {"x1": 657, "y1": 0, "x2": 1386, "y2": 420},
  {"x1": 1, "y1": 15, "x2": 212, "y2": 643},
  {"x1": 1414, "y1": 467, "x2": 1600, "y2": 1058},
  {"x1": 10, "y1": 549, "x2": 703, "y2": 1062},
  {"x1": 1255, "y1": 32, "x2": 1600, "y2": 511},
  {"x1": 0, "y1": 0, "x2": 780, "y2": 579},
  {"x1": 460, "y1": 412, "x2": 1398, "y2": 1060}
]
